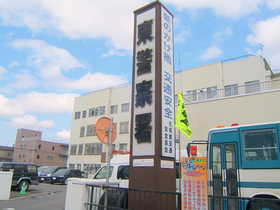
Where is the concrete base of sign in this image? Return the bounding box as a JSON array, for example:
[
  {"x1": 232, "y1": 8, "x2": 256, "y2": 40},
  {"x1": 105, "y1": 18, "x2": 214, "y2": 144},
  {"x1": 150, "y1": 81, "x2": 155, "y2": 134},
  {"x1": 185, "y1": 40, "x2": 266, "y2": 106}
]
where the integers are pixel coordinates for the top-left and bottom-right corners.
[
  {"x1": 0, "y1": 171, "x2": 13, "y2": 200},
  {"x1": 129, "y1": 167, "x2": 176, "y2": 210}
]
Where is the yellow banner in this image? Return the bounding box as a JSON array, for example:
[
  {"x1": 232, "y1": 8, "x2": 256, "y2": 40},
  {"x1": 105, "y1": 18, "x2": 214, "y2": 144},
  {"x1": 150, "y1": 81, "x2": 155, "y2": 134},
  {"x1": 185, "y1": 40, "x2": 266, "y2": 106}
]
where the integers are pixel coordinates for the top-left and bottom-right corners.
[
  {"x1": 176, "y1": 93, "x2": 192, "y2": 138},
  {"x1": 181, "y1": 157, "x2": 208, "y2": 210}
]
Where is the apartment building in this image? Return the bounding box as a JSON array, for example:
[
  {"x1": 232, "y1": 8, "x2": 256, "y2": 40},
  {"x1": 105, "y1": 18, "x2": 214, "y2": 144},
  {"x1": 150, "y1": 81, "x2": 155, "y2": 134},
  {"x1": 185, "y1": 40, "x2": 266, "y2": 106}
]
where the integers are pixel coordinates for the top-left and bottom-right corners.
[
  {"x1": 0, "y1": 146, "x2": 13, "y2": 162},
  {"x1": 68, "y1": 55, "x2": 280, "y2": 174},
  {"x1": 69, "y1": 85, "x2": 131, "y2": 174},
  {"x1": 13, "y1": 128, "x2": 68, "y2": 166}
]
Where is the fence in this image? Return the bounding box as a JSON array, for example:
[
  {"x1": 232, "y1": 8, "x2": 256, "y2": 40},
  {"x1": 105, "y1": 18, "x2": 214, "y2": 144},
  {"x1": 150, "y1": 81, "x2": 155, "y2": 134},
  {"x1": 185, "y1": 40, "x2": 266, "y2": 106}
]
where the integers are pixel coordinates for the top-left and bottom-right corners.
[
  {"x1": 85, "y1": 184, "x2": 280, "y2": 210},
  {"x1": 184, "y1": 79, "x2": 280, "y2": 104},
  {"x1": 85, "y1": 184, "x2": 181, "y2": 210}
]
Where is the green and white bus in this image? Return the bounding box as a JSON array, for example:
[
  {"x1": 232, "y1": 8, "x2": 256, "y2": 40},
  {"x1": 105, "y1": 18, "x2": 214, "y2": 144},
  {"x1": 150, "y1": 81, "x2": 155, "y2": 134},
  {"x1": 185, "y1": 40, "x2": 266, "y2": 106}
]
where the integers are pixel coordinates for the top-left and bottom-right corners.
[{"x1": 208, "y1": 122, "x2": 280, "y2": 210}]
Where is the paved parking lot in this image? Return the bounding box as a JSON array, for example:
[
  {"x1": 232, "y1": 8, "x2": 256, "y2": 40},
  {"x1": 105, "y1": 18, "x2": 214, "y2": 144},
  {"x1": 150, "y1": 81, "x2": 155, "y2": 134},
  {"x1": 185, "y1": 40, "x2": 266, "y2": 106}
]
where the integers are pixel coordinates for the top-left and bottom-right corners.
[{"x1": 0, "y1": 183, "x2": 66, "y2": 210}]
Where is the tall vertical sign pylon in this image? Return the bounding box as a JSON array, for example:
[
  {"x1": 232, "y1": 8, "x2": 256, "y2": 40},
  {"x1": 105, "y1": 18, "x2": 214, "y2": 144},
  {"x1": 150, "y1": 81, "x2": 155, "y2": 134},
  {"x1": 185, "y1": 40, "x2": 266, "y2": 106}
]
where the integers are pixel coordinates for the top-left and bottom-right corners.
[{"x1": 129, "y1": 1, "x2": 176, "y2": 210}]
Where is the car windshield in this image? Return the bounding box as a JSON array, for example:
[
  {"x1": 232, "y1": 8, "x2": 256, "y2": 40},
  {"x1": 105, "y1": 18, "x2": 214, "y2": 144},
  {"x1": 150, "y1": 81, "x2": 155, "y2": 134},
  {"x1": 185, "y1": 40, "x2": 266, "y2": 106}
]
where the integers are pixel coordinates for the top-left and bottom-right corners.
[
  {"x1": 94, "y1": 166, "x2": 113, "y2": 179},
  {"x1": 38, "y1": 166, "x2": 58, "y2": 174},
  {"x1": 53, "y1": 169, "x2": 68, "y2": 176}
]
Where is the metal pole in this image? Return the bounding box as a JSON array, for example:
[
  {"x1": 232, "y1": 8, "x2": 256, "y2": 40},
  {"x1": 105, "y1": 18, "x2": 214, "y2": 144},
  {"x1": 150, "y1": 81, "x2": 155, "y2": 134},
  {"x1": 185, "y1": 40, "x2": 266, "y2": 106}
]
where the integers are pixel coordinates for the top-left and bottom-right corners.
[
  {"x1": 178, "y1": 129, "x2": 181, "y2": 193},
  {"x1": 104, "y1": 117, "x2": 113, "y2": 210}
]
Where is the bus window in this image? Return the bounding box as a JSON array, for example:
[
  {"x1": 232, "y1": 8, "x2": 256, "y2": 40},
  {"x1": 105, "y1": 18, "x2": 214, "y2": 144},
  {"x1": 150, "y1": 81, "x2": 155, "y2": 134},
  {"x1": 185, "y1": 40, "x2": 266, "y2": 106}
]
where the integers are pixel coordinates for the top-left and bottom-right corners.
[
  {"x1": 213, "y1": 146, "x2": 222, "y2": 174},
  {"x1": 242, "y1": 128, "x2": 278, "y2": 161},
  {"x1": 225, "y1": 145, "x2": 236, "y2": 169}
]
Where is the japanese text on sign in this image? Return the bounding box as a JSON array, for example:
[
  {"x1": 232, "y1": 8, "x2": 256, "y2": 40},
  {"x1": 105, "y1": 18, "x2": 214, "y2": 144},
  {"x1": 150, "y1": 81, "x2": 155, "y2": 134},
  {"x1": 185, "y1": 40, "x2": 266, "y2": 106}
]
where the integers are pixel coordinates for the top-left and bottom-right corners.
[
  {"x1": 133, "y1": 8, "x2": 155, "y2": 156},
  {"x1": 161, "y1": 8, "x2": 175, "y2": 158}
]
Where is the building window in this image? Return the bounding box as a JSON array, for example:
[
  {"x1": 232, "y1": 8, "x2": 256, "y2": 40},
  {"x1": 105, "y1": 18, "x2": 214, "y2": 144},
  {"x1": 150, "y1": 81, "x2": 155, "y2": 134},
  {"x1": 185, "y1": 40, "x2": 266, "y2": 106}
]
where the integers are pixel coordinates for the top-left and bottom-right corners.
[
  {"x1": 78, "y1": 144, "x2": 84, "y2": 155},
  {"x1": 86, "y1": 124, "x2": 96, "y2": 136},
  {"x1": 224, "y1": 84, "x2": 238, "y2": 97},
  {"x1": 207, "y1": 86, "x2": 218, "y2": 99},
  {"x1": 119, "y1": 143, "x2": 128, "y2": 151},
  {"x1": 82, "y1": 110, "x2": 87, "y2": 118},
  {"x1": 110, "y1": 105, "x2": 118, "y2": 114},
  {"x1": 245, "y1": 80, "x2": 260, "y2": 94},
  {"x1": 75, "y1": 112, "x2": 81, "y2": 119},
  {"x1": 88, "y1": 106, "x2": 106, "y2": 117},
  {"x1": 37, "y1": 154, "x2": 40, "y2": 159},
  {"x1": 77, "y1": 164, "x2": 81, "y2": 170},
  {"x1": 197, "y1": 88, "x2": 207, "y2": 101},
  {"x1": 95, "y1": 106, "x2": 105, "y2": 116},
  {"x1": 52, "y1": 146, "x2": 55, "y2": 151},
  {"x1": 121, "y1": 103, "x2": 130, "y2": 112},
  {"x1": 186, "y1": 90, "x2": 197, "y2": 102},
  {"x1": 80, "y1": 126, "x2": 85, "y2": 137},
  {"x1": 70, "y1": 144, "x2": 77, "y2": 155},
  {"x1": 19, "y1": 154, "x2": 21, "y2": 159},
  {"x1": 69, "y1": 164, "x2": 75, "y2": 169},
  {"x1": 38, "y1": 144, "x2": 41, "y2": 150},
  {"x1": 84, "y1": 143, "x2": 103, "y2": 155},
  {"x1": 99, "y1": 106, "x2": 105, "y2": 115},
  {"x1": 89, "y1": 108, "x2": 95, "y2": 117},
  {"x1": 119, "y1": 121, "x2": 129, "y2": 134},
  {"x1": 47, "y1": 155, "x2": 53, "y2": 160}
]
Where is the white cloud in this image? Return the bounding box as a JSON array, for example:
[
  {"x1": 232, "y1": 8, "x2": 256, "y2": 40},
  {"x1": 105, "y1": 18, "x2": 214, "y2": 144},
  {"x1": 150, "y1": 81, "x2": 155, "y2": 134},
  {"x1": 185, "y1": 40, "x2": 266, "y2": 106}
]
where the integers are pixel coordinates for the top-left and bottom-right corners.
[
  {"x1": 200, "y1": 45, "x2": 222, "y2": 60},
  {"x1": 213, "y1": 27, "x2": 233, "y2": 42},
  {"x1": 0, "y1": 66, "x2": 6, "y2": 79},
  {"x1": 1, "y1": 0, "x2": 280, "y2": 52},
  {"x1": 247, "y1": 15, "x2": 280, "y2": 69},
  {"x1": 102, "y1": 49, "x2": 130, "y2": 57},
  {"x1": 8, "y1": 61, "x2": 20, "y2": 68},
  {"x1": 16, "y1": 92, "x2": 79, "y2": 114},
  {"x1": 163, "y1": 0, "x2": 280, "y2": 18},
  {"x1": 12, "y1": 39, "x2": 83, "y2": 78},
  {"x1": 163, "y1": 0, "x2": 261, "y2": 17},
  {"x1": 0, "y1": 92, "x2": 78, "y2": 117},
  {"x1": 0, "y1": 66, "x2": 6, "y2": 74},
  {"x1": 10, "y1": 39, "x2": 127, "y2": 91},
  {"x1": 61, "y1": 73, "x2": 127, "y2": 91},
  {"x1": 8, "y1": 72, "x2": 38, "y2": 89},
  {"x1": 8, "y1": 114, "x2": 54, "y2": 129},
  {"x1": 0, "y1": 94, "x2": 23, "y2": 116},
  {"x1": 174, "y1": 28, "x2": 191, "y2": 44},
  {"x1": 57, "y1": 129, "x2": 70, "y2": 140},
  {"x1": 266, "y1": 0, "x2": 280, "y2": 9},
  {"x1": 0, "y1": 0, "x2": 147, "y2": 50}
]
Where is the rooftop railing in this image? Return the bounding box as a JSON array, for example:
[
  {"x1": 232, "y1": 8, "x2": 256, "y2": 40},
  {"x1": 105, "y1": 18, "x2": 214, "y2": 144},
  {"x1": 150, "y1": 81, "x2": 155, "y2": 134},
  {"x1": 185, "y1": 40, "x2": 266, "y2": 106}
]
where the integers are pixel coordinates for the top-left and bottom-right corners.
[{"x1": 184, "y1": 79, "x2": 280, "y2": 104}]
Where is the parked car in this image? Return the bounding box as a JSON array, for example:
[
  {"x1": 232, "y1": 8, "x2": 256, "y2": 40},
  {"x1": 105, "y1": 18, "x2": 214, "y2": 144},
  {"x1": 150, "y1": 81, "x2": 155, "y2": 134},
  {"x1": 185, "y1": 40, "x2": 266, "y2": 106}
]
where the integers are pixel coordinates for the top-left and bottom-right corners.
[
  {"x1": 38, "y1": 166, "x2": 66, "y2": 182},
  {"x1": 0, "y1": 162, "x2": 38, "y2": 191},
  {"x1": 50, "y1": 168, "x2": 83, "y2": 184}
]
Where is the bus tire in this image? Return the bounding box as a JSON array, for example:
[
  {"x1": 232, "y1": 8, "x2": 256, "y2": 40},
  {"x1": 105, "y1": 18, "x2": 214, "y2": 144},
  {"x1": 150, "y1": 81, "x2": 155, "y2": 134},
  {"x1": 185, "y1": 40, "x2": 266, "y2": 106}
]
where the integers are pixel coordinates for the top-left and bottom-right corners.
[{"x1": 248, "y1": 198, "x2": 280, "y2": 210}]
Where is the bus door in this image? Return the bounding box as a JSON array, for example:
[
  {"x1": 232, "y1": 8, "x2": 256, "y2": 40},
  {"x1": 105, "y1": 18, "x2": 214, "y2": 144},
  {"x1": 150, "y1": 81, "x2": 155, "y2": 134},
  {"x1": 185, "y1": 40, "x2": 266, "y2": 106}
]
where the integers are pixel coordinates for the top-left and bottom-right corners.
[
  {"x1": 211, "y1": 144, "x2": 223, "y2": 210},
  {"x1": 223, "y1": 144, "x2": 239, "y2": 210},
  {"x1": 211, "y1": 143, "x2": 239, "y2": 210}
]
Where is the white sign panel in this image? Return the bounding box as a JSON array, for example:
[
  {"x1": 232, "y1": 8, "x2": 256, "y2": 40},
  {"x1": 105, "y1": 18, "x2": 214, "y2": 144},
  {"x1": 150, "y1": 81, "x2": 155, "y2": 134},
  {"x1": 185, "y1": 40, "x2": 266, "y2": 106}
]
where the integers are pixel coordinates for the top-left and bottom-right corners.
[
  {"x1": 133, "y1": 159, "x2": 154, "y2": 167},
  {"x1": 161, "y1": 7, "x2": 175, "y2": 157},
  {"x1": 160, "y1": 160, "x2": 174, "y2": 169},
  {"x1": 132, "y1": 8, "x2": 156, "y2": 156},
  {"x1": 0, "y1": 171, "x2": 13, "y2": 200}
]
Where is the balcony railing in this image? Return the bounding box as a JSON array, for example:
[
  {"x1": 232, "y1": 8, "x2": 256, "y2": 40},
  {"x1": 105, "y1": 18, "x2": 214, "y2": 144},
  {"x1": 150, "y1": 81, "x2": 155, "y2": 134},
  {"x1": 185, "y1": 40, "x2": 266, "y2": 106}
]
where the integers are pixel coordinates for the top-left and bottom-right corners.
[{"x1": 184, "y1": 79, "x2": 280, "y2": 104}]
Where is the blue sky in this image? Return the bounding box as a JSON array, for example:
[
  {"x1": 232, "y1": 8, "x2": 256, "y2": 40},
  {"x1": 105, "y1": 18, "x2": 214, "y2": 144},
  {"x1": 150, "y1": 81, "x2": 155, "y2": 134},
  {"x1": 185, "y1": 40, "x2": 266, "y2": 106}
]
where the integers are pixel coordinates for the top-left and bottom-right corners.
[{"x1": 0, "y1": 0, "x2": 280, "y2": 146}]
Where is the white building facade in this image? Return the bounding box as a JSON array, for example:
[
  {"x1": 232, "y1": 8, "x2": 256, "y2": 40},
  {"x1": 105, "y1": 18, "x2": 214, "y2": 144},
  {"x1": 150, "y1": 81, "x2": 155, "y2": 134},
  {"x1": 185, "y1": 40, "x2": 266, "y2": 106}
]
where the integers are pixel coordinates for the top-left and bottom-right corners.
[{"x1": 68, "y1": 55, "x2": 280, "y2": 175}]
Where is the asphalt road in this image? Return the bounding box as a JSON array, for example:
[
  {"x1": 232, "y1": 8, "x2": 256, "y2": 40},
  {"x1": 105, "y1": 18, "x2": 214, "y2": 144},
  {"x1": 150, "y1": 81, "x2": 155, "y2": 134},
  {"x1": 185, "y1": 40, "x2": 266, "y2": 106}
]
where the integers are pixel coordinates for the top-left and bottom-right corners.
[{"x1": 0, "y1": 183, "x2": 66, "y2": 210}]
